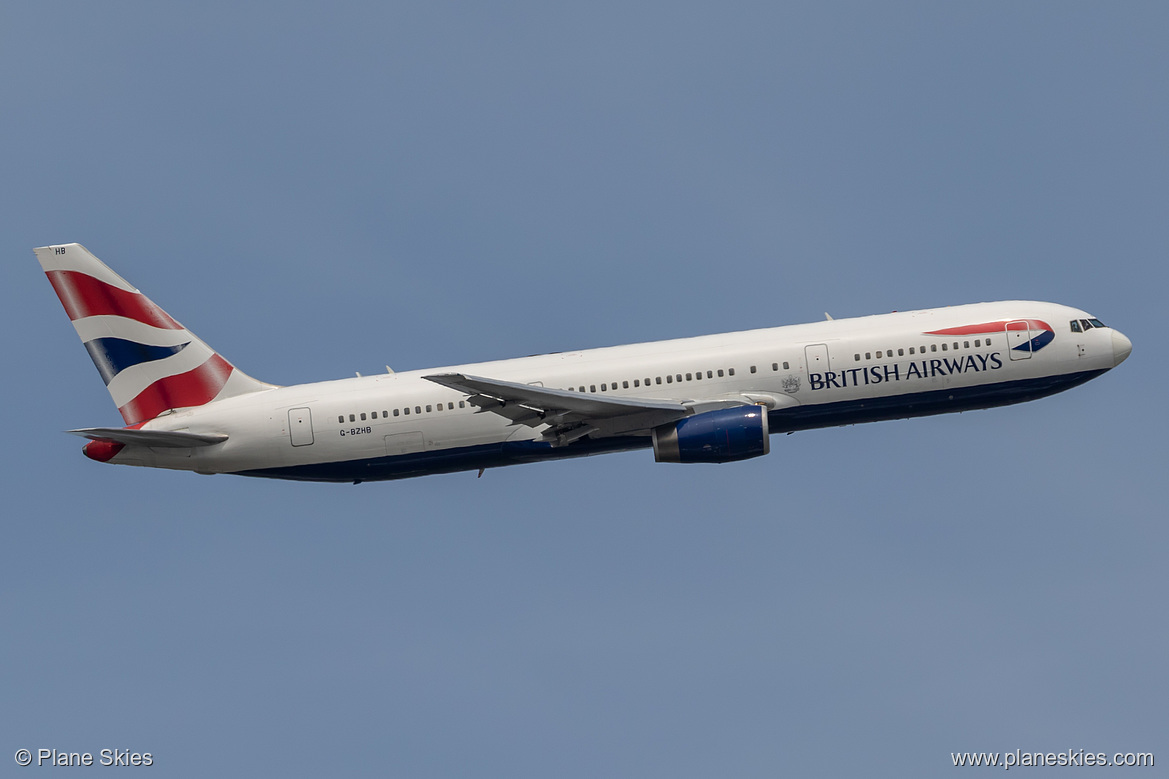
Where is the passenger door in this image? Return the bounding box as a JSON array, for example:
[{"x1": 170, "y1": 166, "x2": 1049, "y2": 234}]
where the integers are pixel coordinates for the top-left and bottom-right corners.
[
  {"x1": 289, "y1": 407, "x2": 314, "y2": 446},
  {"x1": 1006, "y1": 320, "x2": 1032, "y2": 360}
]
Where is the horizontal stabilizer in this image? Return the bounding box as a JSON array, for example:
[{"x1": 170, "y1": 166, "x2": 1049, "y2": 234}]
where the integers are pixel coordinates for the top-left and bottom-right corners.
[{"x1": 67, "y1": 427, "x2": 228, "y2": 448}]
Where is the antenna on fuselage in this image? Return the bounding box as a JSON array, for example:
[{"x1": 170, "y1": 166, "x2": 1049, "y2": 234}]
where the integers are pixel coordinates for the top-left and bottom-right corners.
[{"x1": 824, "y1": 312, "x2": 834, "y2": 320}]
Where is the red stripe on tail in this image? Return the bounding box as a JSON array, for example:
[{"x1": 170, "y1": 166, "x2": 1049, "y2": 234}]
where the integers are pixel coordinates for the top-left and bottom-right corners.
[
  {"x1": 46, "y1": 270, "x2": 182, "y2": 329},
  {"x1": 118, "y1": 354, "x2": 234, "y2": 425}
]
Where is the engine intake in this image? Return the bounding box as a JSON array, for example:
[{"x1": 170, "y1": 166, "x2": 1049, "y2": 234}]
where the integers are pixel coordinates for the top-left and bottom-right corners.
[{"x1": 652, "y1": 406, "x2": 770, "y2": 463}]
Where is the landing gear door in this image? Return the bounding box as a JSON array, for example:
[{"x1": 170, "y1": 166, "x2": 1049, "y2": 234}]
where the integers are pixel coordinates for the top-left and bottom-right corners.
[
  {"x1": 1006, "y1": 320, "x2": 1032, "y2": 360},
  {"x1": 289, "y1": 407, "x2": 314, "y2": 446}
]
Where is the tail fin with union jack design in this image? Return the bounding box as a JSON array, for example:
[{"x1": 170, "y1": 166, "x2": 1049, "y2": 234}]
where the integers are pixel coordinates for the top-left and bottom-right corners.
[{"x1": 36, "y1": 243, "x2": 275, "y2": 426}]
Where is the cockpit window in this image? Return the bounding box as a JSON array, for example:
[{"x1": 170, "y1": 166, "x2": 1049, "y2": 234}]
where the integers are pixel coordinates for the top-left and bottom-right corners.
[
  {"x1": 1088, "y1": 318, "x2": 1106, "y2": 328},
  {"x1": 1070, "y1": 320, "x2": 1082, "y2": 333},
  {"x1": 1080, "y1": 319, "x2": 1094, "y2": 330}
]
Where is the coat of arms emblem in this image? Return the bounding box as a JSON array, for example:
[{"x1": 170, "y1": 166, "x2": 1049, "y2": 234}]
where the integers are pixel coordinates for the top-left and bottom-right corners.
[{"x1": 782, "y1": 375, "x2": 800, "y2": 394}]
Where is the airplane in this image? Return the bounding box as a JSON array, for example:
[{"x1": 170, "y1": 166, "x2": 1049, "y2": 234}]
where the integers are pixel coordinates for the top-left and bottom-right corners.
[{"x1": 36, "y1": 243, "x2": 1132, "y2": 484}]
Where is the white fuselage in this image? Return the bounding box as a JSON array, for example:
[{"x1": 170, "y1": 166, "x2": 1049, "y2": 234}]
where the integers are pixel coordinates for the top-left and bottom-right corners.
[{"x1": 110, "y1": 300, "x2": 1129, "y2": 482}]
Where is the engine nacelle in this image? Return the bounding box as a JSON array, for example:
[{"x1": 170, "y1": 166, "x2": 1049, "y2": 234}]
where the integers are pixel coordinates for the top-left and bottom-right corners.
[{"x1": 652, "y1": 406, "x2": 770, "y2": 463}]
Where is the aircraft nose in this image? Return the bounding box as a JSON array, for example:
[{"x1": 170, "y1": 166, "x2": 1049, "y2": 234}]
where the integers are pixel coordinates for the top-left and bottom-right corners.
[{"x1": 1111, "y1": 329, "x2": 1133, "y2": 366}]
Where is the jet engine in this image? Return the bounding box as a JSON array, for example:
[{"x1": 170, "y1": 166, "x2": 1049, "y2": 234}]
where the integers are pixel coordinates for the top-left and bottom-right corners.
[{"x1": 652, "y1": 406, "x2": 770, "y2": 463}]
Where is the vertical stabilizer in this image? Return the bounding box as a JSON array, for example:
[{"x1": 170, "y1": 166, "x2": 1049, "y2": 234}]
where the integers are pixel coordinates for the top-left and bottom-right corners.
[{"x1": 36, "y1": 243, "x2": 276, "y2": 425}]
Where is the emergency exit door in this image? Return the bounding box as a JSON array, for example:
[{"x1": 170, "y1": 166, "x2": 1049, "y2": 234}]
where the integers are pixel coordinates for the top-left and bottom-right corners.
[{"x1": 805, "y1": 343, "x2": 830, "y2": 372}]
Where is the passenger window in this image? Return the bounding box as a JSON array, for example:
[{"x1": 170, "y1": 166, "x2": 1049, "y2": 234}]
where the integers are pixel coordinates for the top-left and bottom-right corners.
[
  {"x1": 717, "y1": 370, "x2": 724, "y2": 377},
  {"x1": 623, "y1": 381, "x2": 629, "y2": 388},
  {"x1": 876, "y1": 351, "x2": 882, "y2": 358},
  {"x1": 590, "y1": 385, "x2": 596, "y2": 392},
  {"x1": 403, "y1": 408, "x2": 410, "y2": 415},
  {"x1": 963, "y1": 341, "x2": 969, "y2": 349},
  {"x1": 426, "y1": 405, "x2": 432, "y2": 413},
  {"x1": 707, "y1": 370, "x2": 713, "y2": 378},
  {"x1": 349, "y1": 414, "x2": 355, "y2": 422},
  {"x1": 601, "y1": 383, "x2": 607, "y2": 391},
  {"x1": 448, "y1": 403, "x2": 454, "y2": 410},
  {"x1": 750, "y1": 365, "x2": 756, "y2": 373},
  {"x1": 686, "y1": 373, "x2": 692, "y2": 381},
  {"x1": 783, "y1": 362, "x2": 789, "y2": 370},
  {"x1": 909, "y1": 347, "x2": 915, "y2": 355},
  {"x1": 865, "y1": 352, "x2": 871, "y2": 360},
  {"x1": 633, "y1": 379, "x2": 640, "y2": 387},
  {"x1": 728, "y1": 368, "x2": 735, "y2": 376},
  {"x1": 941, "y1": 343, "x2": 947, "y2": 351},
  {"x1": 985, "y1": 338, "x2": 992, "y2": 345},
  {"x1": 436, "y1": 404, "x2": 443, "y2": 411},
  {"x1": 656, "y1": 377, "x2": 662, "y2": 385},
  {"x1": 930, "y1": 344, "x2": 937, "y2": 352},
  {"x1": 644, "y1": 378, "x2": 651, "y2": 385},
  {"x1": 1070, "y1": 320, "x2": 1082, "y2": 333},
  {"x1": 666, "y1": 375, "x2": 673, "y2": 383},
  {"x1": 459, "y1": 401, "x2": 466, "y2": 408},
  {"x1": 852, "y1": 355, "x2": 858, "y2": 363},
  {"x1": 898, "y1": 348, "x2": 904, "y2": 356},
  {"x1": 393, "y1": 409, "x2": 400, "y2": 417},
  {"x1": 415, "y1": 406, "x2": 421, "y2": 414},
  {"x1": 337, "y1": 415, "x2": 344, "y2": 424},
  {"x1": 953, "y1": 342, "x2": 959, "y2": 350},
  {"x1": 675, "y1": 374, "x2": 682, "y2": 382},
  {"x1": 695, "y1": 372, "x2": 702, "y2": 380},
  {"x1": 974, "y1": 339, "x2": 981, "y2": 347}
]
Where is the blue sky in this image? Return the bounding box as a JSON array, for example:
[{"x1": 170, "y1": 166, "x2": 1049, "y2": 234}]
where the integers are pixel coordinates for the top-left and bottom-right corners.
[{"x1": 2, "y1": 3, "x2": 1166, "y2": 776}]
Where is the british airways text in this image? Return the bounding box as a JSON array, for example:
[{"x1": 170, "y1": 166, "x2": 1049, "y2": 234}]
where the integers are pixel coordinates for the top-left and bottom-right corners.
[{"x1": 809, "y1": 352, "x2": 1004, "y2": 391}]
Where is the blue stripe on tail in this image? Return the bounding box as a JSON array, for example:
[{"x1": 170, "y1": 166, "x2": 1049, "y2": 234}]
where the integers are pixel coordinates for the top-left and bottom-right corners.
[{"x1": 83, "y1": 338, "x2": 190, "y2": 385}]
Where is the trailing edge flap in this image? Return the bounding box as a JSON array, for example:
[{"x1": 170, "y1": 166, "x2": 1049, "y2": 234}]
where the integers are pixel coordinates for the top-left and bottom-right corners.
[
  {"x1": 67, "y1": 428, "x2": 228, "y2": 448},
  {"x1": 423, "y1": 373, "x2": 690, "y2": 430}
]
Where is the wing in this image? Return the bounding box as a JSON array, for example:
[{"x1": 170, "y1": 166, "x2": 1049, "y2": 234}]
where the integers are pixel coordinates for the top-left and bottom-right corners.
[
  {"x1": 67, "y1": 427, "x2": 228, "y2": 448},
  {"x1": 423, "y1": 372, "x2": 701, "y2": 445}
]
